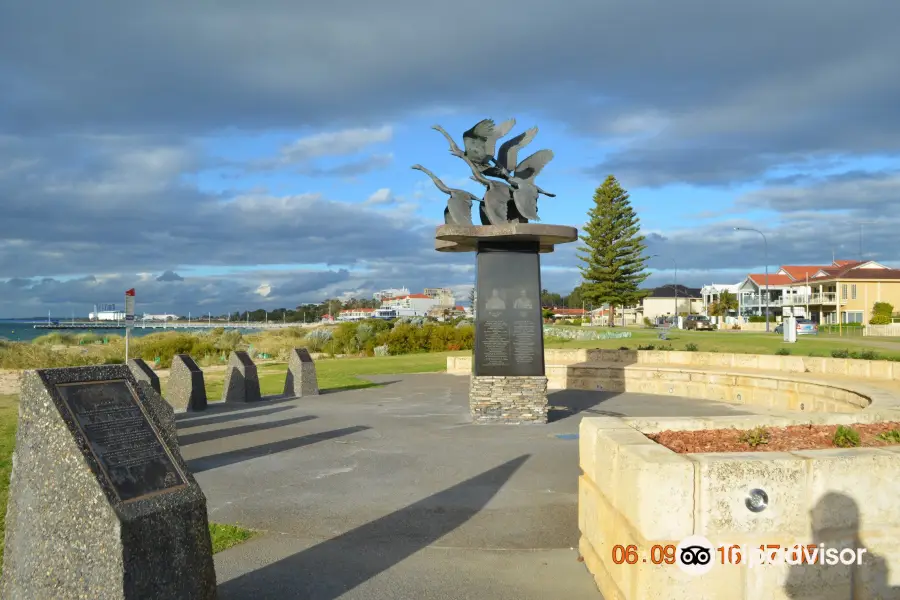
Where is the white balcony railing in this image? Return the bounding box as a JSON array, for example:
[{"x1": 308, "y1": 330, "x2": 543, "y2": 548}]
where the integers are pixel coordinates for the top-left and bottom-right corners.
[{"x1": 741, "y1": 293, "x2": 840, "y2": 307}]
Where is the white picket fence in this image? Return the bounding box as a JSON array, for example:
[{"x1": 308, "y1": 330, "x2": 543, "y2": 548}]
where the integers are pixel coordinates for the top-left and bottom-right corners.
[{"x1": 865, "y1": 324, "x2": 900, "y2": 337}]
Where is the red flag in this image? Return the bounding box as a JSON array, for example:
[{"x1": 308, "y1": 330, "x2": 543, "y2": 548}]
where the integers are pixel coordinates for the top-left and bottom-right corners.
[{"x1": 125, "y1": 289, "x2": 136, "y2": 296}]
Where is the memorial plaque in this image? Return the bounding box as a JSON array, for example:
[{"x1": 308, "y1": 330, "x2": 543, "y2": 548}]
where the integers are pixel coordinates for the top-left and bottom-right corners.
[
  {"x1": 474, "y1": 241, "x2": 545, "y2": 376},
  {"x1": 1, "y1": 364, "x2": 217, "y2": 599},
  {"x1": 56, "y1": 380, "x2": 186, "y2": 502}
]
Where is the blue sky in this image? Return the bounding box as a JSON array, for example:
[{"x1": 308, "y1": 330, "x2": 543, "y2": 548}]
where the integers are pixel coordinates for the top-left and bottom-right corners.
[{"x1": 1, "y1": 1, "x2": 898, "y2": 317}]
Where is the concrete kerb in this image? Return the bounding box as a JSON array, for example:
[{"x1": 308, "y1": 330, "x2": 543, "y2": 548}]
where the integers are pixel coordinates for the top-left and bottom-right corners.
[{"x1": 578, "y1": 414, "x2": 900, "y2": 600}]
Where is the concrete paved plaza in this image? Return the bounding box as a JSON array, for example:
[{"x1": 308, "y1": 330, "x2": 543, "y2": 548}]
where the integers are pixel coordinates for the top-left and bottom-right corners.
[{"x1": 176, "y1": 373, "x2": 773, "y2": 600}]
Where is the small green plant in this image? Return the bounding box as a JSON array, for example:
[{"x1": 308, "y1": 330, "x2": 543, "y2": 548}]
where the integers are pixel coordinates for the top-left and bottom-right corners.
[
  {"x1": 833, "y1": 425, "x2": 861, "y2": 448},
  {"x1": 657, "y1": 344, "x2": 674, "y2": 351},
  {"x1": 831, "y1": 349, "x2": 850, "y2": 359},
  {"x1": 637, "y1": 344, "x2": 655, "y2": 351},
  {"x1": 775, "y1": 348, "x2": 791, "y2": 356},
  {"x1": 684, "y1": 343, "x2": 699, "y2": 352},
  {"x1": 738, "y1": 426, "x2": 770, "y2": 448},
  {"x1": 859, "y1": 350, "x2": 880, "y2": 361},
  {"x1": 876, "y1": 430, "x2": 900, "y2": 444}
]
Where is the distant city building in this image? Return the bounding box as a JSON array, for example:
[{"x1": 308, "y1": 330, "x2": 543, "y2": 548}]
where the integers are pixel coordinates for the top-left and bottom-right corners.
[
  {"x1": 373, "y1": 287, "x2": 410, "y2": 302},
  {"x1": 337, "y1": 308, "x2": 375, "y2": 322},
  {"x1": 379, "y1": 293, "x2": 439, "y2": 317},
  {"x1": 423, "y1": 287, "x2": 455, "y2": 307},
  {"x1": 89, "y1": 303, "x2": 125, "y2": 321}
]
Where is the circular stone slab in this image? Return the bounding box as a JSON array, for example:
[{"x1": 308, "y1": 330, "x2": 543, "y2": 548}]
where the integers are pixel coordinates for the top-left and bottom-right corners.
[{"x1": 435, "y1": 223, "x2": 578, "y2": 253}]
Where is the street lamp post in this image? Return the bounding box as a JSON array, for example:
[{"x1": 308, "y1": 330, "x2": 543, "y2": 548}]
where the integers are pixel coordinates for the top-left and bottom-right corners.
[
  {"x1": 734, "y1": 227, "x2": 770, "y2": 332},
  {"x1": 651, "y1": 254, "x2": 678, "y2": 327}
]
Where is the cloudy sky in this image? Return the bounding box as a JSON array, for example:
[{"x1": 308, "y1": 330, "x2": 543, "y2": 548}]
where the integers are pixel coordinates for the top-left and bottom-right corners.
[{"x1": 2, "y1": 1, "x2": 898, "y2": 317}]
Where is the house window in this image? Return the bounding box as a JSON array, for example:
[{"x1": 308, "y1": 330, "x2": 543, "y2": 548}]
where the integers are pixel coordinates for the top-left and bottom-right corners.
[
  {"x1": 851, "y1": 284, "x2": 857, "y2": 300},
  {"x1": 842, "y1": 311, "x2": 863, "y2": 324},
  {"x1": 841, "y1": 284, "x2": 848, "y2": 300}
]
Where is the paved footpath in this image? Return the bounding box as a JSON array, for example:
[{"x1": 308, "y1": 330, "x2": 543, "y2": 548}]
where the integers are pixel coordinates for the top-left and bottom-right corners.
[{"x1": 176, "y1": 373, "x2": 780, "y2": 600}]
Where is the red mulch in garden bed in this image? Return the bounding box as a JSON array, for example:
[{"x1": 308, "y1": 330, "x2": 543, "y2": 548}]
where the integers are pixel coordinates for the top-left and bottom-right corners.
[{"x1": 648, "y1": 422, "x2": 900, "y2": 453}]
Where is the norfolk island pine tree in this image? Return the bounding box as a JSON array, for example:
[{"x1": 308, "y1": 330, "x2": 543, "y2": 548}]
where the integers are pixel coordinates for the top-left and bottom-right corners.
[{"x1": 577, "y1": 175, "x2": 650, "y2": 326}]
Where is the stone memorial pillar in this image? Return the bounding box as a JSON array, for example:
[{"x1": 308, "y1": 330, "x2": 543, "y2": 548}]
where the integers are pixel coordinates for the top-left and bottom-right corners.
[
  {"x1": 167, "y1": 353, "x2": 207, "y2": 412},
  {"x1": 283, "y1": 347, "x2": 319, "y2": 397},
  {"x1": 436, "y1": 223, "x2": 577, "y2": 424},
  {"x1": 127, "y1": 357, "x2": 161, "y2": 394},
  {"x1": 1, "y1": 364, "x2": 217, "y2": 599},
  {"x1": 222, "y1": 350, "x2": 262, "y2": 403}
]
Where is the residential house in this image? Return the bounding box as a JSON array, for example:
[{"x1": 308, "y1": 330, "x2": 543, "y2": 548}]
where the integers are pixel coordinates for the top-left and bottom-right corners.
[
  {"x1": 423, "y1": 287, "x2": 456, "y2": 307},
  {"x1": 735, "y1": 260, "x2": 864, "y2": 319},
  {"x1": 782, "y1": 261, "x2": 900, "y2": 324},
  {"x1": 640, "y1": 285, "x2": 703, "y2": 321},
  {"x1": 700, "y1": 284, "x2": 740, "y2": 316}
]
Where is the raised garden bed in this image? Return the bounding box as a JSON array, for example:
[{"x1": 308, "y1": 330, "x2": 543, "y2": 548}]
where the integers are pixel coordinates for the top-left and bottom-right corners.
[{"x1": 650, "y1": 421, "x2": 900, "y2": 453}]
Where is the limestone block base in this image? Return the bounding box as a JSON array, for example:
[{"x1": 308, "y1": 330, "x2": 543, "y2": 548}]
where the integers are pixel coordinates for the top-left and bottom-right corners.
[{"x1": 470, "y1": 375, "x2": 548, "y2": 424}]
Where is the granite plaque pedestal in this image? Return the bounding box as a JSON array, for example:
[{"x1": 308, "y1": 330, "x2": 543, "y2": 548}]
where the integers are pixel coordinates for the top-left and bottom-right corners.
[
  {"x1": 127, "y1": 358, "x2": 161, "y2": 394},
  {"x1": 167, "y1": 354, "x2": 207, "y2": 412},
  {"x1": 284, "y1": 348, "x2": 319, "y2": 397},
  {"x1": 1, "y1": 364, "x2": 217, "y2": 599},
  {"x1": 222, "y1": 350, "x2": 262, "y2": 403},
  {"x1": 437, "y1": 224, "x2": 577, "y2": 424}
]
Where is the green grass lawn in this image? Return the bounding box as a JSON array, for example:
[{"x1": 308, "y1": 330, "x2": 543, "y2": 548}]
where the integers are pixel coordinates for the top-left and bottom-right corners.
[
  {"x1": 544, "y1": 327, "x2": 900, "y2": 359},
  {"x1": 0, "y1": 352, "x2": 459, "y2": 566}
]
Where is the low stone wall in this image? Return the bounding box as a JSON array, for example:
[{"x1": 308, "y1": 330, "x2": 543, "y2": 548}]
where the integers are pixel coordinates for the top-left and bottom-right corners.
[
  {"x1": 578, "y1": 415, "x2": 900, "y2": 599},
  {"x1": 469, "y1": 375, "x2": 548, "y2": 424},
  {"x1": 448, "y1": 349, "x2": 900, "y2": 382}
]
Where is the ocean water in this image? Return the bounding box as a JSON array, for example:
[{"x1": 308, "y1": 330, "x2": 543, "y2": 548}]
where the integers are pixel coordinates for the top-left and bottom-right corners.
[{"x1": 0, "y1": 320, "x2": 264, "y2": 343}]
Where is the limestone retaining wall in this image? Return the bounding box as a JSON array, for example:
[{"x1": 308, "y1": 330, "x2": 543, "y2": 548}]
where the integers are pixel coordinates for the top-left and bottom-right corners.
[
  {"x1": 447, "y1": 349, "x2": 900, "y2": 382},
  {"x1": 578, "y1": 416, "x2": 900, "y2": 599}
]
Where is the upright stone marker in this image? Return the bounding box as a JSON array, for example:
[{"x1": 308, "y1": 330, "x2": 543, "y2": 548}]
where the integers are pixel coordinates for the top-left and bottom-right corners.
[
  {"x1": 167, "y1": 353, "x2": 207, "y2": 412},
  {"x1": 420, "y1": 117, "x2": 577, "y2": 423},
  {"x1": 436, "y1": 224, "x2": 577, "y2": 424},
  {"x1": 222, "y1": 350, "x2": 262, "y2": 403},
  {"x1": 283, "y1": 347, "x2": 319, "y2": 397},
  {"x1": 1, "y1": 364, "x2": 217, "y2": 599},
  {"x1": 128, "y1": 357, "x2": 161, "y2": 394}
]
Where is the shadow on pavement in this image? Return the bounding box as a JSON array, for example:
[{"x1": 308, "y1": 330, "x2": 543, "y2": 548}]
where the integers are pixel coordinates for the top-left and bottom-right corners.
[
  {"x1": 176, "y1": 405, "x2": 296, "y2": 428},
  {"x1": 177, "y1": 415, "x2": 318, "y2": 446},
  {"x1": 546, "y1": 389, "x2": 624, "y2": 423},
  {"x1": 319, "y1": 379, "x2": 402, "y2": 395},
  {"x1": 186, "y1": 425, "x2": 370, "y2": 473},
  {"x1": 218, "y1": 454, "x2": 531, "y2": 600}
]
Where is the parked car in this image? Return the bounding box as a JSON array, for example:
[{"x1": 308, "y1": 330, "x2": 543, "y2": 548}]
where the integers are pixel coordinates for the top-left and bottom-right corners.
[
  {"x1": 684, "y1": 315, "x2": 715, "y2": 331},
  {"x1": 774, "y1": 318, "x2": 819, "y2": 335}
]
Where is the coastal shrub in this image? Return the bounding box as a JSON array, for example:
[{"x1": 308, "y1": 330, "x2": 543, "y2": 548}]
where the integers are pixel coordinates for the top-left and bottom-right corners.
[
  {"x1": 684, "y1": 343, "x2": 699, "y2": 352},
  {"x1": 0, "y1": 342, "x2": 105, "y2": 369},
  {"x1": 376, "y1": 322, "x2": 474, "y2": 355},
  {"x1": 243, "y1": 326, "x2": 309, "y2": 360},
  {"x1": 135, "y1": 332, "x2": 217, "y2": 368},
  {"x1": 775, "y1": 348, "x2": 791, "y2": 356},
  {"x1": 831, "y1": 349, "x2": 850, "y2": 359},
  {"x1": 304, "y1": 328, "x2": 334, "y2": 353}
]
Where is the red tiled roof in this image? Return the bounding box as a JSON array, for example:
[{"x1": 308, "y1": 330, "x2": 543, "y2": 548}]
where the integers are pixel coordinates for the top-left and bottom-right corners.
[
  {"x1": 778, "y1": 265, "x2": 830, "y2": 280},
  {"x1": 805, "y1": 268, "x2": 900, "y2": 282},
  {"x1": 382, "y1": 293, "x2": 433, "y2": 301},
  {"x1": 454, "y1": 305, "x2": 465, "y2": 311},
  {"x1": 833, "y1": 260, "x2": 860, "y2": 267},
  {"x1": 748, "y1": 274, "x2": 794, "y2": 286}
]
